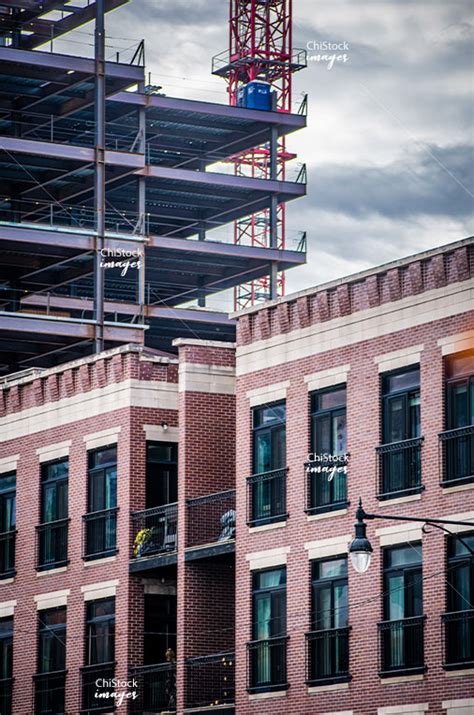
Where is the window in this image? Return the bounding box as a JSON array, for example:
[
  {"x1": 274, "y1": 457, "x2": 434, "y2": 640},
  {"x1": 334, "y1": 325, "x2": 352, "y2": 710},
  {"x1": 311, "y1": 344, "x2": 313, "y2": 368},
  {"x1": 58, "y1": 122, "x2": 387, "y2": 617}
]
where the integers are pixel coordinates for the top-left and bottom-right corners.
[
  {"x1": 35, "y1": 608, "x2": 66, "y2": 714},
  {"x1": 380, "y1": 544, "x2": 425, "y2": 676},
  {"x1": 84, "y1": 447, "x2": 117, "y2": 560},
  {"x1": 248, "y1": 403, "x2": 287, "y2": 526},
  {"x1": 82, "y1": 598, "x2": 115, "y2": 712},
  {"x1": 146, "y1": 442, "x2": 178, "y2": 507},
  {"x1": 307, "y1": 386, "x2": 347, "y2": 513},
  {"x1": 248, "y1": 567, "x2": 287, "y2": 692},
  {"x1": 307, "y1": 557, "x2": 350, "y2": 684},
  {"x1": 378, "y1": 368, "x2": 422, "y2": 498},
  {"x1": 441, "y1": 351, "x2": 474, "y2": 486},
  {"x1": 0, "y1": 617, "x2": 12, "y2": 715},
  {"x1": 443, "y1": 533, "x2": 474, "y2": 669},
  {"x1": 0, "y1": 474, "x2": 15, "y2": 579},
  {"x1": 37, "y1": 460, "x2": 68, "y2": 570}
]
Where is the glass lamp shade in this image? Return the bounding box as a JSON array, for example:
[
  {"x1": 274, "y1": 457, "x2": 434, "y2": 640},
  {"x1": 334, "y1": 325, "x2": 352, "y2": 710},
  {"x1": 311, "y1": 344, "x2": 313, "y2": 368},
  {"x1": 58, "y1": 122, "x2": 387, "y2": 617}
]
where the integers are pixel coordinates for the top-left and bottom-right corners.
[{"x1": 350, "y1": 549, "x2": 372, "y2": 574}]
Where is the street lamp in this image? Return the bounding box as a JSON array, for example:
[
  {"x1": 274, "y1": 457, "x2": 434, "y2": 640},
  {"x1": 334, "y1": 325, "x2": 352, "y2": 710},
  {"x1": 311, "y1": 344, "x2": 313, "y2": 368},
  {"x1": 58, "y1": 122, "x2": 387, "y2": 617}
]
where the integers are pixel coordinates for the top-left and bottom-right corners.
[{"x1": 348, "y1": 498, "x2": 474, "y2": 573}]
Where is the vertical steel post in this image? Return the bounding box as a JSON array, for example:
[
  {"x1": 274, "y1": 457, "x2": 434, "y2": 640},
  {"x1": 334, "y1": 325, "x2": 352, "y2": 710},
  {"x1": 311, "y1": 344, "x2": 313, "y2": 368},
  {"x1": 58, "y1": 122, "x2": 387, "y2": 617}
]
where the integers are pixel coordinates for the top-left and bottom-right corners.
[
  {"x1": 137, "y1": 80, "x2": 146, "y2": 317},
  {"x1": 94, "y1": 0, "x2": 106, "y2": 352},
  {"x1": 269, "y1": 108, "x2": 279, "y2": 300}
]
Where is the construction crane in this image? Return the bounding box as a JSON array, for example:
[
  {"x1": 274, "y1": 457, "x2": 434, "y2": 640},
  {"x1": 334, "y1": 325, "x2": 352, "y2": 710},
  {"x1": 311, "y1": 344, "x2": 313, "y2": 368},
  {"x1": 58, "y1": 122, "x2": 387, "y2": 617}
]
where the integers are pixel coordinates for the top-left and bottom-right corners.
[{"x1": 212, "y1": 0, "x2": 306, "y2": 310}]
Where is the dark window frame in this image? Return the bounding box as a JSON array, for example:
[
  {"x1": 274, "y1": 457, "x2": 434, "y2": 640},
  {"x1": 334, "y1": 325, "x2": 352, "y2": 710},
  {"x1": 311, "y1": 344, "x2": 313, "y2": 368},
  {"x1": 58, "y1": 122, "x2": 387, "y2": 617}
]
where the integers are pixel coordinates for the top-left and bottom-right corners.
[
  {"x1": 82, "y1": 598, "x2": 116, "y2": 713},
  {"x1": 146, "y1": 442, "x2": 178, "y2": 508},
  {"x1": 248, "y1": 402, "x2": 287, "y2": 527},
  {"x1": 83, "y1": 446, "x2": 118, "y2": 561},
  {"x1": 307, "y1": 385, "x2": 348, "y2": 514},
  {"x1": 441, "y1": 360, "x2": 474, "y2": 486},
  {"x1": 377, "y1": 367, "x2": 423, "y2": 500},
  {"x1": 443, "y1": 532, "x2": 474, "y2": 669},
  {"x1": 247, "y1": 567, "x2": 288, "y2": 693},
  {"x1": 37, "y1": 460, "x2": 69, "y2": 571},
  {"x1": 0, "y1": 616, "x2": 13, "y2": 715},
  {"x1": 0, "y1": 473, "x2": 16, "y2": 580},
  {"x1": 379, "y1": 543, "x2": 425, "y2": 677}
]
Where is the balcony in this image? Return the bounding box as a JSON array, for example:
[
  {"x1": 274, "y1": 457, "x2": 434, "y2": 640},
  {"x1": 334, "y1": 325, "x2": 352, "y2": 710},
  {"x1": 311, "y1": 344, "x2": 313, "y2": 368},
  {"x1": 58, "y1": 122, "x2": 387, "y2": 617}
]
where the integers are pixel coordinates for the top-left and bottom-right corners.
[
  {"x1": 34, "y1": 670, "x2": 67, "y2": 714},
  {"x1": 247, "y1": 636, "x2": 288, "y2": 693},
  {"x1": 81, "y1": 662, "x2": 116, "y2": 713},
  {"x1": 305, "y1": 627, "x2": 351, "y2": 686},
  {"x1": 185, "y1": 652, "x2": 234, "y2": 710},
  {"x1": 378, "y1": 616, "x2": 426, "y2": 677},
  {"x1": 376, "y1": 437, "x2": 424, "y2": 500},
  {"x1": 246, "y1": 468, "x2": 288, "y2": 527},
  {"x1": 36, "y1": 519, "x2": 69, "y2": 571},
  {"x1": 439, "y1": 426, "x2": 474, "y2": 487},
  {"x1": 442, "y1": 610, "x2": 474, "y2": 670},
  {"x1": 129, "y1": 663, "x2": 176, "y2": 713},
  {"x1": 0, "y1": 530, "x2": 16, "y2": 579},
  {"x1": 186, "y1": 490, "x2": 235, "y2": 560},
  {"x1": 305, "y1": 456, "x2": 348, "y2": 515},
  {"x1": 130, "y1": 503, "x2": 178, "y2": 572},
  {"x1": 82, "y1": 508, "x2": 118, "y2": 561}
]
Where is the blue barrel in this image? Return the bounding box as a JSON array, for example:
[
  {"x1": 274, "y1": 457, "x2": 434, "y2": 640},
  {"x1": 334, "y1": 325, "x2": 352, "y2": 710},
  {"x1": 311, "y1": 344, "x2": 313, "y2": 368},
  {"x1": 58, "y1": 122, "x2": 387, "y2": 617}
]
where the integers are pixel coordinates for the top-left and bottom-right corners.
[{"x1": 245, "y1": 80, "x2": 272, "y2": 110}]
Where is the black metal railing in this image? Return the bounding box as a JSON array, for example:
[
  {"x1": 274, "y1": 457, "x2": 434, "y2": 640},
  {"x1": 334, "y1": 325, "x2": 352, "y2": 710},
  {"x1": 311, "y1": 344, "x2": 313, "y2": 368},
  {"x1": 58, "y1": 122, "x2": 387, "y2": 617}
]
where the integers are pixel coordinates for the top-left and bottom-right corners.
[
  {"x1": 81, "y1": 662, "x2": 116, "y2": 713},
  {"x1": 129, "y1": 663, "x2": 176, "y2": 713},
  {"x1": 0, "y1": 677, "x2": 13, "y2": 715},
  {"x1": 33, "y1": 670, "x2": 67, "y2": 714},
  {"x1": 305, "y1": 456, "x2": 348, "y2": 515},
  {"x1": 247, "y1": 636, "x2": 288, "y2": 692},
  {"x1": 131, "y1": 503, "x2": 178, "y2": 559},
  {"x1": 82, "y1": 508, "x2": 118, "y2": 561},
  {"x1": 305, "y1": 627, "x2": 351, "y2": 685},
  {"x1": 379, "y1": 616, "x2": 426, "y2": 676},
  {"x1": 186, "y1": 490, "x2": 235, "y2": 548},
  {"x1": 246, "y1": 468, "x2": 288, "y2": 527},
  {"x1": 442, "y1": 610, "x2": 474, "y2": 669},
  {"x1": 36, "y1": 519, "x2": 69, "y2": 571},
  {"x1": 439, "y1": 425, "x2": 474, "y2": 486},
  {"x1": 0, "y1": 530, "x2": 16, "y2": 578},
  {"x1": 376, "y1": 437, "x2": 424, "y2": 499},
  {"x1": 185, "y1": 652, "x2": 234, "y2": 709}
]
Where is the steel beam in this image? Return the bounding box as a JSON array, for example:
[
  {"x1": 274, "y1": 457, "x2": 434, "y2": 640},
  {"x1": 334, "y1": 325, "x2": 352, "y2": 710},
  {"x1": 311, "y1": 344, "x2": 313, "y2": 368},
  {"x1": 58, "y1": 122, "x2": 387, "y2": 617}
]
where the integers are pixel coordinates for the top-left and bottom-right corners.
[{"x1": 0, "y1": 312, "x2": 146, "y2": 342}]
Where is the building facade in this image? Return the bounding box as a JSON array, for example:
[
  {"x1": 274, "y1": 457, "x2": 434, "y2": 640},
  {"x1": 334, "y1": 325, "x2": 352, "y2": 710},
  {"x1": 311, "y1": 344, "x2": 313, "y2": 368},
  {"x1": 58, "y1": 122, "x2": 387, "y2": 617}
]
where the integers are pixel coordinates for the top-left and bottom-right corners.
[{"x1": 0, "y1": 237, "x2": 472, "y2": 715}]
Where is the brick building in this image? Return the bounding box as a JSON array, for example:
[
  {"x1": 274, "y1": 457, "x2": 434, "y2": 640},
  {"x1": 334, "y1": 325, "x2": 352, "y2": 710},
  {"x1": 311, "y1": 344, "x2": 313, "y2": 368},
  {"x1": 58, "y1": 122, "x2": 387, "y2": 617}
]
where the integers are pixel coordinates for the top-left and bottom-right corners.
[{"x1": 0, "y1": 236, "x2": 473, "y2": 715}]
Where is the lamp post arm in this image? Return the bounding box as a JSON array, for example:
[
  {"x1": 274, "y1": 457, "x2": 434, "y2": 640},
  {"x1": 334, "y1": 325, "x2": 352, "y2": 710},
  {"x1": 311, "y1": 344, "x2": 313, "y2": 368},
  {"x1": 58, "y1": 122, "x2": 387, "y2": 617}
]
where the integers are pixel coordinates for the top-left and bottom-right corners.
[
  {"x1": 361, "y1": 509, "x2": 474, "y2": 529},
  {"x1": 420, "y1": 521, "x2": 474, "y2": 556}
]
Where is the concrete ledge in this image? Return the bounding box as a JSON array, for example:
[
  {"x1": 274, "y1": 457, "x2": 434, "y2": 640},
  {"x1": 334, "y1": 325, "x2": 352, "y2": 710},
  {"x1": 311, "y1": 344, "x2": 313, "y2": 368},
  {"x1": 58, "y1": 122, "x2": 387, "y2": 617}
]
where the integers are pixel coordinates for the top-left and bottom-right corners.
[
  {"x1": 246, "y1": 546, "x2": 290, "y2": 570},
  {"x1": 143, "y1": 424, "x2": 179, "y2": 442},
  {"x1": 307, "y1": 682, "x2": 349, "y2": 694},
  {"x1": 83, "y1": 426, "x2": 121, "y2": 450},
  {"x1": 374, "y1": 344, "x2": 424, "y2": 373},
  {"x1": 81, "y1": 579, "x2": 118, "y2": 601},
  {"x1": 442, "y1": 482, "x2": 474, "y2": 494},
  {"x1": 246, "y1": 381, "x2": 290, "y2": 407},
  {"x1": 249, "y1": 521, "x2": 287, "y2": 533},
  {"x1": 0, "y1": 600, "x2": 16, "y2": 617},
  {"x1": 34, "y1": 589, "x2": 70, "y2": 610},
  {"x1": 380, "y1": 674, "x2": 424, "y2": 685},
  {"x1": 304, "y1": 534, "x2": 351, "y2": 560},
  {"x1": 378, "y1": 704, "x2": 428, "y2": 715},
  {"x1": 376, "y1": 523, "x2": 423, "y2": 547},
  {"x1": 0, "y1": 454, "x2": 19, "y2": 474},
  {"x1": 84, "y1": 555, "x2": 117, "y2": 567},
  {"x1": 438, "y1": 330, "x2": 474, "y2": 356},
  {"x1": 37, "y1": 566, "x2": 68, "y2": 577},
  {"x1": 304, "y1": 364, "x2": 350, "y2": 392},
  {"x1": 307, "y1": 508, "x2": 348, "y2": 522},
  {"x1": 445, "y1": 668, "x2": 474, "y2": 677},
  {"x1": 248, "y1": 690, "x2": 287, "y2": 701},
  {"x1": 378, "y1": 494, "x2": 421, "y2": 507},
  {"x1": 36, "y1": 440, "x2": 71, "y2": 463}
]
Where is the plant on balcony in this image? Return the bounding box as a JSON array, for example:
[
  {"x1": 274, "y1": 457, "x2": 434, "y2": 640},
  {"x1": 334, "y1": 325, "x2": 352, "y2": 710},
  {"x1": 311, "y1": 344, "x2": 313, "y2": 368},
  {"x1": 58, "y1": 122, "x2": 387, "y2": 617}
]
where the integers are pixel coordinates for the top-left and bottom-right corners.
[{"x1": 133, "y1": 528, "x2": 153, "y2": 557}]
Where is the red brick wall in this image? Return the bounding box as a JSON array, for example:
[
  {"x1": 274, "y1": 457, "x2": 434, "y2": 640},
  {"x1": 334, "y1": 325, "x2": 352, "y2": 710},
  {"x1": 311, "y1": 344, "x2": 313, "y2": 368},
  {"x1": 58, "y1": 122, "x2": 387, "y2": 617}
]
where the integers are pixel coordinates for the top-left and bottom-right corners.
[
  {"x1": 0, "y1": 347, "x2": 178, "y2": 713},
  {"x1": 234, "y1": 305, "x2": 474, "y2": 714}
]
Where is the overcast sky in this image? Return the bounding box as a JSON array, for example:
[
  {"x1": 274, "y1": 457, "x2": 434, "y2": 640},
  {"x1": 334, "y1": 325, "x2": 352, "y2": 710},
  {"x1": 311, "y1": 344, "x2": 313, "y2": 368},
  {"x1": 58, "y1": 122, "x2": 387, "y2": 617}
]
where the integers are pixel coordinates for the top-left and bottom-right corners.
[{"x1": 102, "y1": 0, "x2": 473, "y2": 297}]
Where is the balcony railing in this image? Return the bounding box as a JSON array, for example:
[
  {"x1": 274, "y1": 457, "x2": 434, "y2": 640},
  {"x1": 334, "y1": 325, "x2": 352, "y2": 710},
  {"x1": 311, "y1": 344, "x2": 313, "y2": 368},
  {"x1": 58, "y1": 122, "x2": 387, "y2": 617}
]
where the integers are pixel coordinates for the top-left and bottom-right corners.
[
  {"x1": 305, "y1": 456, "x2": 348, "y2": 515},
  {"x1": 376, "y1": 437, "x2": 424, "y2": 500},
  {"x1": 305, "y1": 627, "x2": 351, "y2": 685},
  {"x1": 246, "y1": 468, "x2": 288, "y2": 527},
  {"x1": 131, "y1": 503, "x2": 178, "y2": 559},
  {"x1": 129, "y1": 663, "x2": 176, "y2": 713},
  {"x1": 0, "y1": 677, "x2": 13, "y2": 715},
  {"x1": 439, "y1": 425, "x2": 474, "y2": 487},
  {"x1": 185, "y1": 652, "x2": 234, "y2": 709},
  {"x1": 36, "y1": 519, "x2": 69, "y2": 571},
  {"x1": 33, "y1": 670, "x2": 67, "y2": 714},
  {"x1": 81, "y1": 662, "x2": 116, "y2": 713},
  {"x1": 442, "y1": 610, "x2": 474, "y2": 669},
  {"x1": 247, "y1": 636, "x2": 288, "y2": 693},
  {"x1": 379, "y1": 616, "x2": 426, "y2": 676},
  {"x1": 82, "y1": 508, "x2": 118, "y2": 561},
  {"x1": 0, "y1": 530, "x2": 16, "y2": 578},
  {"x1": 186, "y1": 490, "x2": 235, "y2": 548}
]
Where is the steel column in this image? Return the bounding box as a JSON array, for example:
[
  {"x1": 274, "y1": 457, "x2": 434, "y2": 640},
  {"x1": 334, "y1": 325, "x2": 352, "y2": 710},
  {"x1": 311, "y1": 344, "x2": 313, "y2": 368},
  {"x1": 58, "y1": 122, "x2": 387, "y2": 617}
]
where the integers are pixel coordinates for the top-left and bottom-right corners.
[{"x1": 94, "y1": 0, "x2": 106, "y2": 352}]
